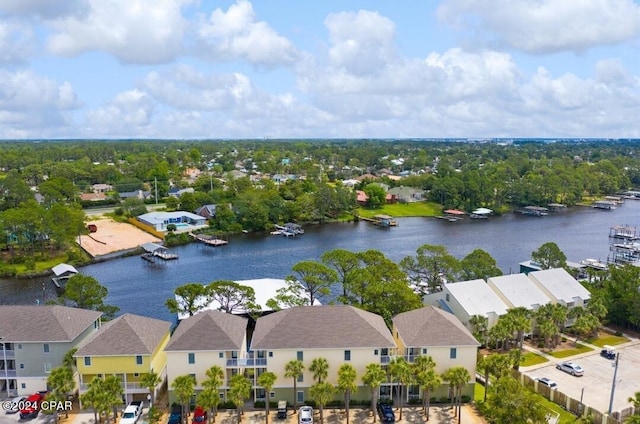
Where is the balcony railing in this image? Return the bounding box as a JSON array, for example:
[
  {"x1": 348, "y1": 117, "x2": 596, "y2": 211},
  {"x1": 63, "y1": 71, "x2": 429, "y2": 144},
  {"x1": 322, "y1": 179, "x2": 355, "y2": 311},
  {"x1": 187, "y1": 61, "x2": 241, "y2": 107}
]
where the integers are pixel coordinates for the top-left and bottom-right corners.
[
  {"x1": 79, "y1": 382, "x2": 147, "y2": 392},
  {"x1": 404, "y1": 354, "x2": 419, "y2": 363},
  {"x1": 0, "y1": 370, "x2": 17, "y2": 378},
  {"x1": 226, "y1": 358, "x2": 267, "y2": 367},
  {"x1": 0, "y1": 349, "x2": 15, "y2": 358},
  {"x1": 380, "y1": 355, "x2": 391, "y2": 364}
]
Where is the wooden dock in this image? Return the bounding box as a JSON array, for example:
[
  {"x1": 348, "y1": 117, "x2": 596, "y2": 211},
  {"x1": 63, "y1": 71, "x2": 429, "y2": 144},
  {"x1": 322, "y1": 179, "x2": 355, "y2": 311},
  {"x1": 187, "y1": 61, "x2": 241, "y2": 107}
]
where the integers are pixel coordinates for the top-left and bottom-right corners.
[
  {"x1": 191, "y1": 233, "x2": 229, "y2": 246},
  {"x1": 359, "y1": 214, "x2": 397, "y2": 227}
]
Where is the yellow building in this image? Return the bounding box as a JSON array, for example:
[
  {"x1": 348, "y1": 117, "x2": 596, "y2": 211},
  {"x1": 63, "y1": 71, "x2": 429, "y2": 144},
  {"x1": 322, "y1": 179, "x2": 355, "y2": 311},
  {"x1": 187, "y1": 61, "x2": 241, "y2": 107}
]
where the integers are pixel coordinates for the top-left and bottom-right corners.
[{"x1": 75, "y1": 313, "x2": 171, "y2": 404}]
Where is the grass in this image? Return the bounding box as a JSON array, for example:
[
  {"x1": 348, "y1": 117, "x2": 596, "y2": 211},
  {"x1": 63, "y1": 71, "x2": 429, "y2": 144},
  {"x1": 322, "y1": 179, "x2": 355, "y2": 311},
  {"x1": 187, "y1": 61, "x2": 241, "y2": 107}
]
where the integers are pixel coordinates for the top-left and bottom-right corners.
[
  {"x1": 588, "y1": 334, "x2": 630, "y2": 347},
  {"x1": 548, "y1": 343, "x2": 593, "y2": 358},
  {"x1": 357, "y1": 201, "x2": 442, "y2": 218},
  {"x1": 521, "y1": 352, "x2": 548, "y2": 367}
]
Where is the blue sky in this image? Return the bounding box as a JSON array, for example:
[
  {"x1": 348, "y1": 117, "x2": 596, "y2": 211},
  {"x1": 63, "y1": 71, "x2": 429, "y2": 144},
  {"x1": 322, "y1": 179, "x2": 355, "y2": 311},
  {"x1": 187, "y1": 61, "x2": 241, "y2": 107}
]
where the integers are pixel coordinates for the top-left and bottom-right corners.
[{"x1": 0, "y1": 0, "x2": 639, "y2": 139}]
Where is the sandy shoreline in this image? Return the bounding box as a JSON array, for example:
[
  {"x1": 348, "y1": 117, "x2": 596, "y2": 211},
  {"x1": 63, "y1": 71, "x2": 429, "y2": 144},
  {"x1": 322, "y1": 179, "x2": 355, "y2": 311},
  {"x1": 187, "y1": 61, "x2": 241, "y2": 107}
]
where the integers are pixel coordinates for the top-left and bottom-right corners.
[{"x1": 78, "y1": 218, "x2": 162, "y2": 257}]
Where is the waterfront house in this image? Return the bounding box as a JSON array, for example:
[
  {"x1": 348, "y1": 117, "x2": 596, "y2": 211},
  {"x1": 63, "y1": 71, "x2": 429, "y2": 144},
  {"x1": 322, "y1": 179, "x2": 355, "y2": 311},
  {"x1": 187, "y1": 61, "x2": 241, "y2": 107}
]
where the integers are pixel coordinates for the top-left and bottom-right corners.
[
  {"x1": 387, "y1": 186, "x2": 425, "y2": 203},
  {"x1": 486, "y1": 273, "x2": 552, "y2": 311},
  {"x1": 194, "y1": 204, "x2": 217, "y2": 219},
  {"x1": 527, "y1": 268, "x2": 591, "y2": 309},
  {"x1": 0, "y1": 305, "x2": 102, "y2": 397},
  {"x1": 440, "y1": 279, "x2": 509, "y2": 330},
  {"x1": 164, "y1": 310, "x2": 248, "y2": 404},
  {"x1": 136, "y1": 211, "x2": 208, "y2": 232},
  {"x1": 249, "y1": 305, "x2": 396, "y2": 404},
  {"x1": 392, "y1": 306, "x2": 479, "y2": 400},
  {"x1": 75, "y1": 314, "x2": 171, "y2": 404}
]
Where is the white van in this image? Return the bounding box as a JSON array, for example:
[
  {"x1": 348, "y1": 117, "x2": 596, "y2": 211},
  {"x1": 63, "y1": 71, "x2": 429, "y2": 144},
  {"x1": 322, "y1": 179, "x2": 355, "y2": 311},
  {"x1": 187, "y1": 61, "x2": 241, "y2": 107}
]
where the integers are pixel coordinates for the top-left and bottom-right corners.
[{"x1": 298, "y1": 406, "x2": 313, "y2": 424}]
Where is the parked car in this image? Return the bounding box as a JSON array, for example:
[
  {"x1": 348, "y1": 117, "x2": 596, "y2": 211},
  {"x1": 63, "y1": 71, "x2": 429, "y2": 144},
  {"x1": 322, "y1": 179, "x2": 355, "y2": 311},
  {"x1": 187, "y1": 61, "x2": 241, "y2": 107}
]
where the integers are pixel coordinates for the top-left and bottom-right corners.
[
  {"x1": 276, "y1": 401, "x2": 287, "y2": 420},
  {"x1": 556, "y1": 361, "x2": 584, "y2": 376},
  {"x1": 192, "y1": 406, "x2": 207, "y2": 424},
  {"x1": 376, "y1": 403, "x2": 396, "y2": 423},
  {"x1": 19, "y1": 393, "x2": 43, "y2": 419},
  {"x1": 4, "y1": 396, "x2": 25, "y2": 414},
  {"x1": 168, "y1": 404, "x2": 182, "y2": 424},
  {"x1": 600, "y1": 345, "x2": 616, "y2": 360},
  {"x1": 121, "y1": 402, "x2": 142, "y2": 424},
  {"x1": 535, "y1": 377, "x2": 558, "y2": 389},
  {"x1": 298, "y1": 406, "x2": 313, "y2": 424}
]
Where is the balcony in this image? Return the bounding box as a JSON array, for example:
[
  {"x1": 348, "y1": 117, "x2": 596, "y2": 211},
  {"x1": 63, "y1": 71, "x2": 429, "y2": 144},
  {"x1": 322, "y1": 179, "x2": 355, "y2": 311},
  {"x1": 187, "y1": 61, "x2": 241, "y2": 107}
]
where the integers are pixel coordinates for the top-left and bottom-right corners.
[
  {"x1": 0, "y1": 349, "x2": 15, "y2": 359},
  {"x1": 226, "y1": 358, "x2": 267, "y2": 367},
  {"x1": 404, "y1": 355, "x2": 419, "y2": 363},
  {"x1": 380, "y1": 355, "x2": 391, "y2": 364},
  {"x1": 79, "y1": 382, "x2": 148, "y2": 393}
]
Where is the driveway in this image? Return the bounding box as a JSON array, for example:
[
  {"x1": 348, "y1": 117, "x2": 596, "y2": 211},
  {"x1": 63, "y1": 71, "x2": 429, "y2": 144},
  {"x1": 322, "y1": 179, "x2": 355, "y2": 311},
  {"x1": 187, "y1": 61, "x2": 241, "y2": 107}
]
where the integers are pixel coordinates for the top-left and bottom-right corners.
[{"x1": 522, "y1": 338, "x2": 640, "y2": 414}]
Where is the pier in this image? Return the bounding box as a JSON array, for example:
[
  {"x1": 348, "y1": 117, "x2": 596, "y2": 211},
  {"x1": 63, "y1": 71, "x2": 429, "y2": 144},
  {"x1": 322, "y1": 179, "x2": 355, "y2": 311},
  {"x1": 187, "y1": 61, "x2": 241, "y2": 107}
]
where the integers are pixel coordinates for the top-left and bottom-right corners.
[
  {"x1": 593, "y1": 200, "x2": 617, "y2": 210},
  {"x1": 518, "y1": 206, "x2": 549, "y2": 216},
  {"x1": 436, "y1": 209, "x2": 465, "y2": 222},
  {"x1": 140, "y1": 242, "x2": 179, "y2": 262},
  {"x1": 51, "y1": 263, "x2": 79, "y2": 289},
  {"x1": 190, "y1": 233, "x2": 229, "y2": 246},
  {"x1": 360, "y1": 214, "x2": 397, "y2": 227},
  {"x1": 609, "y1": 225, "x2": 638, "y2": 240}
]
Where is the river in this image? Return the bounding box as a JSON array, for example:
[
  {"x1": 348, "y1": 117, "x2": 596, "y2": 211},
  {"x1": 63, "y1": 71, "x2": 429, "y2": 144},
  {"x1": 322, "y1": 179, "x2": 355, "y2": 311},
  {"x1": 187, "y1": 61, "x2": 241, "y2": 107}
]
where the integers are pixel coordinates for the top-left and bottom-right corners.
[{"x1": 1, "y1": 201, "x2": 639, "y2": 322}]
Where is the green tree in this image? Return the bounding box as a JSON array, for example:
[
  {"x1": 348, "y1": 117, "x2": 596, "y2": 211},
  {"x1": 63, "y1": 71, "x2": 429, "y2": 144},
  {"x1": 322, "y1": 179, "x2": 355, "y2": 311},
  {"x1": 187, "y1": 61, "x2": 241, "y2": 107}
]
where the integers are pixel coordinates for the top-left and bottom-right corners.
[
  {"x1": 166, "y1": 283, "x2": 212, "y2": 317},
  {"x1": 172, "y1": 375, "x2": 196, "y2": 424},
  {"x1": 229, "y1": 374, "x2": 252, "y2": 423},
  {"x1": 103, "y1": 375, "x2": 125, "y2": 423},
  {"x1": 468, "y1": 315, "x2": 489, "y2": 347},
  {"x1": 337, "y1": 364, "x2": 357, "y2": 424},
  {"x1": 459, "y1": 249, "x2": 503, "y2": 280},
  {"x1": 57, "y1": 274, "x2": 119, "y2": 319},
  {"x1": 531, "y1": 242, "x2": 567, "y2": 269},
  {"x1": 202, "y1": 365, "x2": 225, "y2": 423},
  {"x1": 196, "y1": 389, "x2": 219, "y2": 424},
  {"x1": 257, "y1": 372, "x2": 278, "y2": 424},
  {"x1": 321, "y1": 248, "x2": 360, "y2": 300},
  {"x1": 141, "y1": 371, "x2": 162, "y2": 407},
  {"x1": 266, "y1": 279, "x2": 310, "y2": 310},
  {"x1": 387, "y1": 357, "x2": 412, "y2": 420},
  {"x1": 362, "y1": 363, "x2": 386, "y2": 423},
  {"x1": 80, "y1": 378, "x2": 107, "y2": 424},
  {"x1": 148, "y1": 406, "x2": 164, "y2": 424},
  {"x1": 400, "y1": 244, "x2": 460, "y2": 293},
  {"x1": 287, "y1": 261, "x2": 337, "y2": 306},
  {"x1": 47, "y1": 366, "x2": 75, "y2": 420},
  {"x1": 63, "y1": 347, "x2": 78, "y2": 369},
  {"x1": 309, "y1": 382, "x2": 335, "y2": 424},
  {"x1": 443, "y1": 367, "x2": 470, "y2": 423},
  {"x1": 363, "y1": 183, "x2": 386, "y2": 208},
  {"x1": 412, "y1": 356, "x2": 441, "y2": 418},
  {"x1": 309, "y1": 357, "x2": 329, "y2": 384},
  {"x1": 502, "y1": 307, "x2": 531, "y2": 370},
  {"x1": 284, "y1": 360, "x2": 305, "y2": 413},
  {"x1": 484, "y1": 376, "x2": 547, "y2": 424},
  {"x1": 207, "y1": 280, "x2": 260, "y2": 315}
]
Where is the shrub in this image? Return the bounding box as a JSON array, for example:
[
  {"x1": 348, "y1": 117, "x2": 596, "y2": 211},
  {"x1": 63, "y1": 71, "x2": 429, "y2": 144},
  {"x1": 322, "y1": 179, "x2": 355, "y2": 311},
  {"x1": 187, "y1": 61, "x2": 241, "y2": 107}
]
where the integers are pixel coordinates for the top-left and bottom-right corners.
[
  {"x1": 461, "y1": 395, "x2": 471, "y2": 403},
  {"x1": 408, "y1": 398, "x2": 422, "y2": 405}
]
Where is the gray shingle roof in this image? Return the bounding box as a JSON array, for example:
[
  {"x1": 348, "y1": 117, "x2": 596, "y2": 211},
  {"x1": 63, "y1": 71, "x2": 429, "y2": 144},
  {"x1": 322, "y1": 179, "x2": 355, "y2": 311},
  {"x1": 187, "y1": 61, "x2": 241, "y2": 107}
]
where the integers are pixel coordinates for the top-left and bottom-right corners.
[
  {"x1": 393, "y1": 306, "x2": 479, "y2": 347},
  {"x1": 165, "y1": 310, "x2": 247, "y2": 352},
  {"x1": 250, "y1": 305, "x2": 395, "y2": 350},
  {"x1": 0, "y1": 305, "x2": 102, "y2": 342},
  {"x1": 74, "y1": 313, "x2": 171, "y2": 356}
]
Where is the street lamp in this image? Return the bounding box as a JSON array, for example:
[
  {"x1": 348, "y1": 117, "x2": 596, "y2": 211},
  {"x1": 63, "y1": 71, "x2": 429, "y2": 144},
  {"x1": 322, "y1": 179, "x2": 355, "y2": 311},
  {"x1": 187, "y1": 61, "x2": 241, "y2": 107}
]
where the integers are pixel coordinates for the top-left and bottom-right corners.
[{"x1": 608, "y1": 353, "x2": 620, "y2": 415}]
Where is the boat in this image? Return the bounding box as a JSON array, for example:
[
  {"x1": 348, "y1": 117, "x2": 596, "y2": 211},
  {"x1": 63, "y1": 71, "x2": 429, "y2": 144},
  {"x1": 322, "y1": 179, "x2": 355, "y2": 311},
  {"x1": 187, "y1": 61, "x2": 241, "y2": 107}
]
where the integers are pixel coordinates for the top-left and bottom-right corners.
[{"x1": 470, "y1": 207, "x2": 492, "y2": 219}]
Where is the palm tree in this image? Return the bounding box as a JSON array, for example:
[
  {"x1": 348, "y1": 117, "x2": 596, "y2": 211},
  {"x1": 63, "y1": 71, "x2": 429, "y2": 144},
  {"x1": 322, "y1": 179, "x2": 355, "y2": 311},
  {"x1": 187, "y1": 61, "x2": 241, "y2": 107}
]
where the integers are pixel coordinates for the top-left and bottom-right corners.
[
  {"x1": 504, "y1": 307, "x2": 531, "y2": 370},
  {"x1": 62, "y1": 347, "x2": 78, "y2": 369},
  {"x1": 550, "y1": 303, "x2": 569, "y2": 346},
  {"x1": 103, "y1": 375, "x2": 124, "y2": 424},
  {"x1": 337, "y1": 364, "x2": 357, "y2": 424},
  {"x1": 387, "y1": 357, "x2": 412, "y2": 420},
  {"x1": 309, "y1": 382, "x2": 335, "y2": 424},
  {"x1": 257, "y1": 372, "x2": 278, "y2": 424},
  {"x1": 443, "y1": 367, "x2": 470, "y2": 424},
  {"x1": 362, "y1": 363, "x2": 386, "y2": 423},
  {"x1": 468, "y1": 315, "x2": 489, "y2": 346},
  {"x1": 284, "y1": 360, "x2": 305, "y2": 413},
  {"x1": 47, "y1": 366, "x2": 75, "y2": 419},
  {"x1": 627, "y1": 391, "x2": 640, "y2": 411},
  {"x1": 80, "y1": 378, "x2": 106, "y2": 424},
  {"x1": 197, "y1": 388, "x2": 219, "y2": 424},
  {"x1": 309, "y1": 357, "x2": 329, "y2": 383},
  {"x1": 141, "y1": 371, "x2": 162, "y2": 407},
  {"x1": 202, "y1": 366, "x2": 225, "y2": 422},
  {"x1": 172, "y1": 375, "x2": 196, "y2": 424},
  {"x1": 412, "y1": 356, "x2": 440, "y2": 419},
  {"x1": 229, "y1": 374, "x2": 252, "y2": 423}
]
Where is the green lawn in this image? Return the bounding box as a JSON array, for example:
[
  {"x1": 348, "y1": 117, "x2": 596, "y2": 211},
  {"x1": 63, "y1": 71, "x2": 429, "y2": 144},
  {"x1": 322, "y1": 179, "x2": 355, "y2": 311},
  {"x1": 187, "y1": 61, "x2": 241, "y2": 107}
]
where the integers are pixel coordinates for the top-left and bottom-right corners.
[
  {"x1": 588, "y1": 334, "x2": 630, "y2": 347},
  {"x1": 548, "y1": 343, "x2": 593, "y2": 358},
  {"x1": 357, "y1": 201, "x2": 442, "y2": 218},
  {"x1": 521, "y1": 352, "x2": 548, "y2": 367}
]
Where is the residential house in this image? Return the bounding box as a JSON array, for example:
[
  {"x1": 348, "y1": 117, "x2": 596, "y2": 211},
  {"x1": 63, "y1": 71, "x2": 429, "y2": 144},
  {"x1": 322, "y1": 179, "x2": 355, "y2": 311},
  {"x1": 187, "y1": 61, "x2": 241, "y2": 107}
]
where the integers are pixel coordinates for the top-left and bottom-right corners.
[
  {"x1": 356, "y1": 190, "x2": 368, "y2": 206},
  {"x1": 486, "y1": 274, "x2": 552, "y2": 311},
  {"x1": 75, "y1": 314, "x2": 171, "y2": 404},
  {"x1": 527, "y1": 268, "x2": 591, "y2": 309},
  {"x1": 194, "y1": 204, "x2": 217, "y2": 219},
  {"x1": 249, "y1": 305, "x2": 396, "y2": 404},
  {"x1": 387, "y1": 186, "x2": 425, "y2": 203},
  {"x1": 91, "y1": 184, "x2": 113, "y2": 193},
  {"x1": 119, "y1": 190, "x2": 152, "y2": 201},
  {"x1": 0, "y1": 305, "x2": 102, "y2": 397},
  {"x1": 392, "y1": 306, "x2": 479, "y2": 400},
  {"x1": 440, "y1": 280, "x2": 509, "y2": 330},
  {"x1": 80, "y1": 192, "x2": 107, "y2": 202},
  {"x1": 137, "y1": 211, "x2": 207, "y2": 231},
  {"x1": 164, "y1": 310, "x2": 249, "y2": 404},
  {"x1": 168, "y1": 187, "x2": 195, "y2": 198},
  {"x1": 183, "y1": 168, "x2": 202, "y2": 180}
]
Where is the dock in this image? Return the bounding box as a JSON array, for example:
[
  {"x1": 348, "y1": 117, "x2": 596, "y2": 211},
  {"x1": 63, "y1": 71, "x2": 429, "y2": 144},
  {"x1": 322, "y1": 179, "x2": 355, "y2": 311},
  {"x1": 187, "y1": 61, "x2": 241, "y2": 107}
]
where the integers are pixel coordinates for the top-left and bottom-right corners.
[
  {"x1": 190, "y1": 233, "x2": 229, "y2": 246},
  {"x1": 436, "y1": 209, "x2": 465, "y2": 222},
  {"x1": 360, "y1": 214, "x2": 397, "y2": 227},
  {"x1": 609, "y1": 225, "x2": 638, "y2": 240},
  {"x1": 140, "y1": 242, "x2": 179, "y2": 262},
  {"x1": 593, "y1": 200, "x2": 617, "y2": 210},
  {"x1": 518, "y1": 206, "x2": 549, "y2": 216},
  {"x1": 51, "y1": 263, "x2": 79, "y2": 289}
]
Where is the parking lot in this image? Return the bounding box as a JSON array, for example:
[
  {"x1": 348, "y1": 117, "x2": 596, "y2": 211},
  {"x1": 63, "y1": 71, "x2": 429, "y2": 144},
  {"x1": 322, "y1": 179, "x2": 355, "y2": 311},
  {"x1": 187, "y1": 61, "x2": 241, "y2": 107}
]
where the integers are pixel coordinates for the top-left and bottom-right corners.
[{"x1": 523, "y1": 339, "x2": 640, "y2": 414}]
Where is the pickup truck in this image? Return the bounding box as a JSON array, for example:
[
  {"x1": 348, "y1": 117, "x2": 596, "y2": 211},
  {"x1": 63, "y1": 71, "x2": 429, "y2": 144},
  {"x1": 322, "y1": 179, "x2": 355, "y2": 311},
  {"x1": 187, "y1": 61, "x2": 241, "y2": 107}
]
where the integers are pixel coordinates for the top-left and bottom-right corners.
[{"x1": 120, "y1": 401, "x2": 143, "y2": 424}]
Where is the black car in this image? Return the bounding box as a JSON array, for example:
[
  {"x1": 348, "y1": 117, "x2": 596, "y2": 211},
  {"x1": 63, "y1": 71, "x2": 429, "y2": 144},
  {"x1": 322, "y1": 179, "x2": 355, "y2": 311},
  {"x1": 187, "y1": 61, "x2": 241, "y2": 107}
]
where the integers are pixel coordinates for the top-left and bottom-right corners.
[
  {"x1": 600, "y1": 346, "x2": 616, "y2": 360},
  {"x1": 376, "y1": 403, "x2": 395, "y2": 423},
  {"x1": 168, "y1": 404, "x2": 182, "y2": 424}
]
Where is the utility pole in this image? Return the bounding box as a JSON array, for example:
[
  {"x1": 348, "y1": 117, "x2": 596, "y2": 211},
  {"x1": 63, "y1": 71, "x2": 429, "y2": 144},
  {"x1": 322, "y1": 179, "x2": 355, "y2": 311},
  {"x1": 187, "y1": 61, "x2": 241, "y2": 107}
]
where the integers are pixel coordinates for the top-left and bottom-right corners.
[
  {"x1": 608, "y1": 353, "x2": 620, "y2": 415},
  {"x1": 154, "y1": 177, "x2": 158, "y2": 205}
]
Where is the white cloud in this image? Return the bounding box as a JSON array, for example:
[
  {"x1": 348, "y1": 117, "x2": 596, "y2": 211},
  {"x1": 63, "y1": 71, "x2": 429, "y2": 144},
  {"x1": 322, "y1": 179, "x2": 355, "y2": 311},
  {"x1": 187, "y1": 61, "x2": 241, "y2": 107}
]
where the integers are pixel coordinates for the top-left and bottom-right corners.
[
  {"x1": 437, "y1": 0, "x2": 640, "y2": 53},
  {"x1": 0, "y1": 0, "x2": 89, "y2": 19},
  {"x1": 324, "y1": 10, "x2": 397, "y2": 75},
  {"x1": 198, "y1": 0, "x2": 299, "y2": 67},
  {"x1": 0, "y1": 21, "x2": 34, "y2": 64},
  {"x1": 46, "y1": 0, "x2": 189, "y2": 64},
  {"x1": 85, "y1": 89, "x2": 155, "y2": 136}
]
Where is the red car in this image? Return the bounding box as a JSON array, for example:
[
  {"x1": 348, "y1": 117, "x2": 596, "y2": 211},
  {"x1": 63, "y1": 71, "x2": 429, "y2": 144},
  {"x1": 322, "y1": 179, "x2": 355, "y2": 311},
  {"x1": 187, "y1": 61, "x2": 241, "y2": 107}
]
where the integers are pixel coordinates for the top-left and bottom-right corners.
[
  {"x1": 19, "y1": 393, "x2": 43, "y2": 419},
  {"x1": 192, "y1": 406, "x2": 207, "y2": 424}
]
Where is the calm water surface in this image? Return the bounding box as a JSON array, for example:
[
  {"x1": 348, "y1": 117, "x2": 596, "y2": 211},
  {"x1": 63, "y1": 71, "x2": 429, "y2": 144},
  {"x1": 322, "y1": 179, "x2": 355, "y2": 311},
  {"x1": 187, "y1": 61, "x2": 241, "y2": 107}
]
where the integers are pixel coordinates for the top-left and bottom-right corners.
[{"x1": 2, "y1": 201, "x2": 639, "y2": 322}]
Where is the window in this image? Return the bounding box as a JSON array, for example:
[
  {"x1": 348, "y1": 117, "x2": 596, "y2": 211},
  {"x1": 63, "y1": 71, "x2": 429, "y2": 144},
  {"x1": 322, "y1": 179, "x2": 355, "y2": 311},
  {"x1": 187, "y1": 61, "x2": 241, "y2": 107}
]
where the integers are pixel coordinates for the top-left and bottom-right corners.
[
  {"x1": 219, "y1": 393, "x2": 225, "y2": 400},
  {"x1": 84, "y1": 357, "x2": 91, "y2": 366},
  {"x1": 270, "y1": 391, "x2": 275, "y2": 399},
  {"x1": 344, "y1": 350, "x2": 351, "y2": 361},
  {"x1": 94, "y1": 320, "x2": 99, "y2": 329},
  {"x1": 219, "y1": 352, "x2": 224, "y2": 358},
  {"x1": 296, "y1": 351, "x2": 303, "y2": 361},
  {"x1": 231, "y1": 351, "x2": 238, "y2": 359},
  {"x1": 19, "y1": 363, "x2": 24, "y2": 369},
  {"x1": 297, "y1": 391, "x2": 304, "y2": 403},
  {"x1": 422, "y1": 348, "x2": 428, "y2": 354},
  {"x1": 190, "y1": 374, "x2": 196, "y2": 383},
  {"x1": 188, "y1": 353, "x2": 195, "y2": 364},
  {"x1": 18, "y1": 344, "x2": 22, "y2": 350},
  {"x1": 450, "y1": 348, "x2": 457, "y2": 359},
  {"x1": 134, "y1": 373, "x2": 139, "y2": 377},
  {"x1": 268, "y1": 352, "x2": 273, "y2": 357},
  {"x1": 381, "y1": 348, "x2": 388, "y2": 356},
  {"x1": 21, "y1": 383, "x2": 26, "y2": 389},
  {"x1": 43, "y1": 344, "x2": 50, "y2": 353},
  {"x1": 374, "y1": 349, "x2": 379, "y2": 355},
  {"x1": 446, "y1": 294, "x2": 450, "y2": 302},
  {"x1": 44, "y1": 363, "x2": 52, "y2": 373},
  {"x1": 297, "y1": 373, "x2": 303, "y2": 383},
  {"x1": 136, "y1": 355, "x2": 143, "y2": 365}
]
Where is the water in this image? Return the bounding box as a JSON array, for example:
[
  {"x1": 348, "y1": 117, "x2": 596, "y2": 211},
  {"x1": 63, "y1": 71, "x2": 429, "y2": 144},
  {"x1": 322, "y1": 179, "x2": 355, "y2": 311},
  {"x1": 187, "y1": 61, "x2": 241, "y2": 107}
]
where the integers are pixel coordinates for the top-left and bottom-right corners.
[{"x1": 2, "y1": 201, "x2": 639, "y2": 322}]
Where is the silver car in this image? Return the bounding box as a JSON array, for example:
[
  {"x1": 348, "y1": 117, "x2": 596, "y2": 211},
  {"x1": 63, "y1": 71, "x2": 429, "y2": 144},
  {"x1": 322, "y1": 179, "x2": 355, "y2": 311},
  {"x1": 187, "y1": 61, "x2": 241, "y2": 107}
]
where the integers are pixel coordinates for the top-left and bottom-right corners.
[
  {"x1": 556, "y1": 361, "x2": 584, "y2": 376},
  {"x1": 5, "y1": 396, "x2": 26, "y2": 414}
]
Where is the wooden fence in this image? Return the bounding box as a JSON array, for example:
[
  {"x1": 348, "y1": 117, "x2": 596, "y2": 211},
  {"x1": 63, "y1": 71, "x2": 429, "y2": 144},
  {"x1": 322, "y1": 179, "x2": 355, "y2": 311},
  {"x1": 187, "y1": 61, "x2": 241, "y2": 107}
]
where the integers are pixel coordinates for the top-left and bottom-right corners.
[{"x1": 127, "y1": 217, "x2": 165, "y2": 240}]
